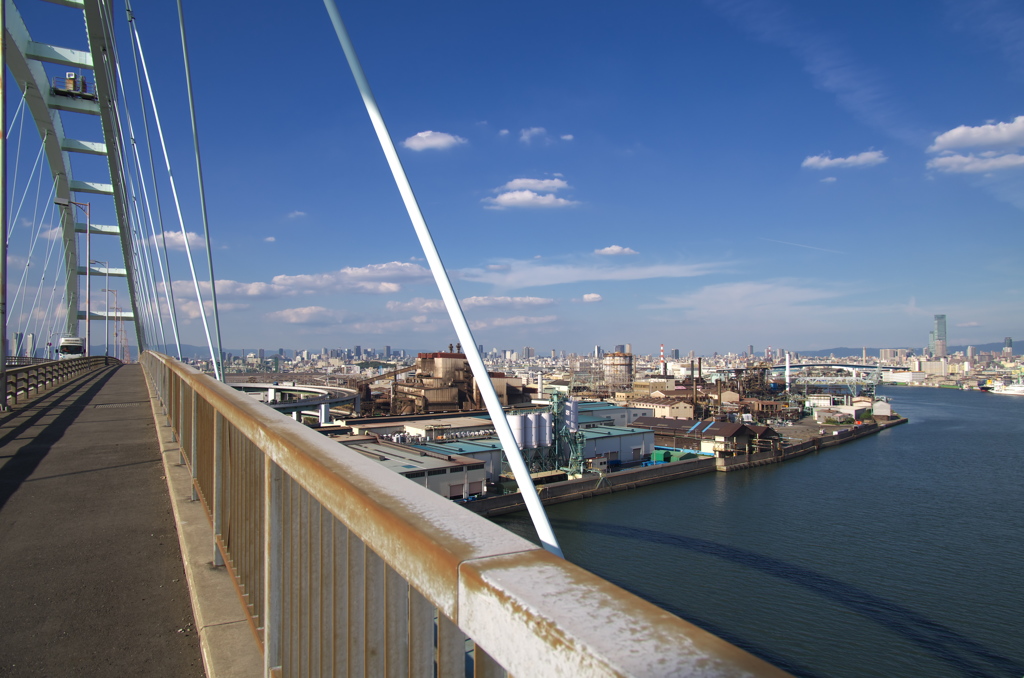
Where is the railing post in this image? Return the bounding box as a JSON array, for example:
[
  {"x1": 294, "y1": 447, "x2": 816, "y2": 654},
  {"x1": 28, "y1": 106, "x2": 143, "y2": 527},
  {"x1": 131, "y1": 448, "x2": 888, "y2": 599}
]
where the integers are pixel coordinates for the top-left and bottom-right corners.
[
  {"x1": 177, "y1": 376, "x2": 185, "y2": 465},
  {"x1": 190, "y1": 386, "x2": 199, "y2": 502},
  {"x1": 212, "y1": 411, "x2": 224, "y2": 567},
  {"x1": 264, "y1": 458, "x2": 283, "y2": 678}
]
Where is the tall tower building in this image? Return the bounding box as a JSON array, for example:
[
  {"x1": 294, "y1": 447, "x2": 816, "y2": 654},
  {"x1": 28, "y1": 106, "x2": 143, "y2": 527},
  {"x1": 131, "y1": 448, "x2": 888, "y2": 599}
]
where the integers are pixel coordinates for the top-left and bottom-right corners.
[{"x1": 933, "y1": 315, "x2": 947, "y2": 357}]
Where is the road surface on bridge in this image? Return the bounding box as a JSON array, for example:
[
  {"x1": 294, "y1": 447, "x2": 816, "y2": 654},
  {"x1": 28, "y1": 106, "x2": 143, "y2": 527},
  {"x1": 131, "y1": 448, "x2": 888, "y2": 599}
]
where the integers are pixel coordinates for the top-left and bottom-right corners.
[{"x1": 0, "y1": 364, "x2": 203, "y2": 676}]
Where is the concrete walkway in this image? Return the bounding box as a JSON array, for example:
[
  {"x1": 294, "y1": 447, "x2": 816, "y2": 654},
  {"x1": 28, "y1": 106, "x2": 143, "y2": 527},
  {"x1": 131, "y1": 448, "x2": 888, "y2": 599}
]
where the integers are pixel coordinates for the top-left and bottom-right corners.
[{"x1": 0, "y1": 364, "x2": 204, "y2": 677}]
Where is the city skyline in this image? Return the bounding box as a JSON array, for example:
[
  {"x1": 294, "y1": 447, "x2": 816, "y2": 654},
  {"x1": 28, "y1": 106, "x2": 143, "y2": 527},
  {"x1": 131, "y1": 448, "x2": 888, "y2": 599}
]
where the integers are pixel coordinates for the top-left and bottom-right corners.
[{"x1": 12, "y1": 1, "x2": 1024, "y2": 356}]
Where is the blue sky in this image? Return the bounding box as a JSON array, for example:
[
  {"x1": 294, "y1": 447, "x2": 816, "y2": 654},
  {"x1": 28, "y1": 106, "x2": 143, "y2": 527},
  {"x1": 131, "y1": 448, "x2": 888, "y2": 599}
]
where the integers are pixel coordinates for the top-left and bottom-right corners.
[{"x1": 9, "y1": 0, "x2": 1024, "y2": 356}]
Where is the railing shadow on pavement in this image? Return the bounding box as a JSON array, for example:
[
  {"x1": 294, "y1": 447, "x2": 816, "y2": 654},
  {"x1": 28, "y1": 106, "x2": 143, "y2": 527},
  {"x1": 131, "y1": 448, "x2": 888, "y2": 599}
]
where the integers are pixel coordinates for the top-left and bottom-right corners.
[
  {"x1": 141, "y1": 350, "x2": 790, "y2": 678},
  {"x1": 0, "y1": 364, "x2": 119, "y2": 511}
]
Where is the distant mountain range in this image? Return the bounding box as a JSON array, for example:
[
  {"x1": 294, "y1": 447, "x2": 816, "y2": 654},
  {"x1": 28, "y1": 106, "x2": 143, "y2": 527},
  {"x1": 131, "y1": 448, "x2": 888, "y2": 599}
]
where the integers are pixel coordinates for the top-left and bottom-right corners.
[{"x1": 793, "y1": 343, "x2": 1009, "y2": 358}]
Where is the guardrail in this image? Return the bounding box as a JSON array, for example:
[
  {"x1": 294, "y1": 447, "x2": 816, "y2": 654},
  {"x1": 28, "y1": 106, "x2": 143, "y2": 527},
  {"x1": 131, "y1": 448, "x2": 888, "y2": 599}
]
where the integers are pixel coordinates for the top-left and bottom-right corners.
[
  {"x1": 4, "y1": 356, "x2": 118, "y2": 405},
  {"x1": 142, "y1": 351, "x2": 789, "y2": 678}
]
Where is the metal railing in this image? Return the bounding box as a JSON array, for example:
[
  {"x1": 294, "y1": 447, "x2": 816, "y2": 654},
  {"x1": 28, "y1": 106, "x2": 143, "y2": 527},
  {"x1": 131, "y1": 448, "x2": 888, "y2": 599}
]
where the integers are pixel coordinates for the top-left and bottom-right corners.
[
  {"x1": 142, "y1": 351, "x2": 788, "y2": 678},
  {"x1": 4, "y1": 356, "x2": 118, "y2": 405}
]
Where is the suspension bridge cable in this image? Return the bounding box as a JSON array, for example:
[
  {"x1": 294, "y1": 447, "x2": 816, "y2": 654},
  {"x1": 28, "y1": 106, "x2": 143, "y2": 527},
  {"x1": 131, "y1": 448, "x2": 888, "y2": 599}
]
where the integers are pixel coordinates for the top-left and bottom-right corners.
[
  {"x1": 323, "y1": 0, "x2": 562, "y2": 558},
  {"x1": 7, "y1": 88, "x2": 28, "y2": 228},
  {"x1": 10, "y1": 151, "x2": 55, "y2": 331},
  {"x1": 125, "y1": 4, "x2": 182, "y2": 359},
  {"x1": 113, "y1": 43, "x2": 170, "y2": 354},
  {"x1": 25, "y1": 189, "x2": 64, "y2": 351},
  {"x1": 176, "y1": 0, "x2": 224, "y2": 379},
  {"x1": 110, "y1": 92, "x2": 162, "y2": 348},
  {"x1": 128, "y1": 9, "x2": 219, "y2": 379},
  {"x1": 12, "y1": 170, "x2": 57, "y2": 344},
  {"x1": 7, "y1": 131, "x2": 47, "y2": 247}
]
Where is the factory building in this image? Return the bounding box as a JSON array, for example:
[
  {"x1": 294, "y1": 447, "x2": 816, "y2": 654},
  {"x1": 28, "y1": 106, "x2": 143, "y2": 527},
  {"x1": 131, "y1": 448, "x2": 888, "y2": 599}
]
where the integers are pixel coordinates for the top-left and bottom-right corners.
[
  {"x1": 340, "y1": 437, "x2": 488, "y2": 499},
  {"x1": 391, "y1": 352, "x2": 528, "y2": 414}
]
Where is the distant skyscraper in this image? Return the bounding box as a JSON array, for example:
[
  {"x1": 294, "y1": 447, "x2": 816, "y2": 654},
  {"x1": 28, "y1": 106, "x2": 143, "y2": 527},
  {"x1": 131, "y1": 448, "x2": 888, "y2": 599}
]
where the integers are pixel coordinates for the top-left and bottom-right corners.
[
  {"x1": 594, "y1": 345, "x2": 602, "y2": 358},
  {"x1": 933, "y1": 315, "x2": 947, "y2": 357},
  {"x1": 614, "y1": 344, "x2": 625, "y2": 354},
  {"x1": 625, "y1": 343, "x2": 632, "y2": 354},
  {"x1": 671, "y1": 349, "x2": 680, "y2": 360},
  {"x1": 1004, "y1": 337, "x2": 1013, "y2": 357},
  {"x1": 354, "y1": 345, "x2": 362, "y2": 358},
  {"x1": 747, "y1": 344, "x2": 754, "y2": 357},
  {"x1": 258, "y1": 348, "x2": 265, "y2": 361},
  {"x1": 385, "y1": 345, "x2": 391, "y2": 358}
]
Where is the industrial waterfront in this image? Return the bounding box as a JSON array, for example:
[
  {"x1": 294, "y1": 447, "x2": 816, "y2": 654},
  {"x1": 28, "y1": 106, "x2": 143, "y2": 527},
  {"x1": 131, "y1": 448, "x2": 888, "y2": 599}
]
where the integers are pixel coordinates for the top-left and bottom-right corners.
[{"x1": 493, "y1": 386, "x2": 1023, "y2": 678}]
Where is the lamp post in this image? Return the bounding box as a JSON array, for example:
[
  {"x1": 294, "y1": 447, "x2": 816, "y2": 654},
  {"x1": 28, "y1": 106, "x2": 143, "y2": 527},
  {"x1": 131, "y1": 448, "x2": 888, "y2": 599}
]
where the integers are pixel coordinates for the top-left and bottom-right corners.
[
  {"x1": 101, "y1": 285, "x2": 115, "y2": 359},
  {"x1": 94, "y1": 260, "x2": 109, "y2": 356},
  {"x1": 54, "y1": 199, "x2": 91, "y2": 355}
]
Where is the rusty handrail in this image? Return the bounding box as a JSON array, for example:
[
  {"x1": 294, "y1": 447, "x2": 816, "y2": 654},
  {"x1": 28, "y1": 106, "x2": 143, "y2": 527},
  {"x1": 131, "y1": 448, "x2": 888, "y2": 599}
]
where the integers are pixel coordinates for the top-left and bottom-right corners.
[{"x1": 142, "y1": 350, "x2": 788, "y2": 677}]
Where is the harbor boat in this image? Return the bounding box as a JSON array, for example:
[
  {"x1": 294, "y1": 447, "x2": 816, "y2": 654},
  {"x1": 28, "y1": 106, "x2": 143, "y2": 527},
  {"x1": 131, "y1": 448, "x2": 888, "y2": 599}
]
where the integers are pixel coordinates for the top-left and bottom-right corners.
[{"x1": 991, "y1": 383, "x2": 1024, "y2": 396}]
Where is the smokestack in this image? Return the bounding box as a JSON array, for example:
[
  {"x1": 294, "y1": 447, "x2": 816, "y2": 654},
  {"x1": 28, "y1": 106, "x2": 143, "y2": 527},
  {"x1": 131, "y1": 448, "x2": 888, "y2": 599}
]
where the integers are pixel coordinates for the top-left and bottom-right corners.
[
  {"x1": 785, "y1": 353, "x2": 791, "y2": 392},
  {"x1": 690, "y1": 360, "x2": 697, "y2": 416},
  {"x1": 660, "y1": 344, "x2": 666, "y2": 377},
  {"x1": 698, "y1": 357, "x2": 702, "y2": 380}
]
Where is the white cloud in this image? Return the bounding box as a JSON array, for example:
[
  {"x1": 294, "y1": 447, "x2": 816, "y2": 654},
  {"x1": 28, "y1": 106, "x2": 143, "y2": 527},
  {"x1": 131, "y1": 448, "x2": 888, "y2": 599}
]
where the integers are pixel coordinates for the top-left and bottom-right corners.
[
  {"x1": 497, "y1": 178, "x2": 569, "y2": 192},
  {"x1": 463, "y1": 296, "x2": 554, "y2": 308},
  {"x1": 264, "y1": 236, "x2": 276, "y2": 242},
  {"x1": 498, "y1": 129, "x2": 510, "y2": 136},
  {"x1": 561, "y1": 134, "x2": 574, "y2": 141},
  {"x1": 519, "y1": 127, "x2": 547, "y2": 143},
  {"x1": 265, "y1": 306, "x2": 343, "y2": 325},
  {"x1": 652, "y1": 280, "x2": 844, "y2": 317},
  {"x1": 594, "y1": 245, "x2": 638, "y2": 256},
  {"x1": 386, "y1": 295, "x2": 554, "y2": 312},
  {"x1": 926, "y1": 153, "x2": 1024, "y2": 173},
  {"x1": 287, "y1": 211, "x2": 307, "y2": 219},
  {"x1": 41, "y1": 226, "x2": 63, "y2": 240},
  {"x1": 582, "y1": 293, "x2": 602, "y2": 303},
  {"x1": 957, "y1": 321, "x2": 981, "y2": 327},
  {"x1": 402, "y1": 130, "x2": 468, "y2": 151},
  {"x1": 459, "y1": 257, "x2": 720, "y2": 289},
  {"x1": 482, "y1": 190, "x2": 579, "y2": 209},
  {"x1": 704, "y1": 0, "x2": 911, "y2": 142},
  {"x1": 158, "y1": 230, "x2": 205, "y2": 251},
  {"x1": 929, "y1": 116, "x2": 1024, "y2": 152},
  {"x1": 176, "y1": 299, "x2": 249, "y2": 320},
  {"x1": 801, "y1": 150, "x2": 887, "y2": 169},
  {"x1": 170, "y1": 261, "x2": 430, "y2": 301},
  {"x1": 270, "y1": 261, "x2": 430, "y2": 294},
  {"x1": 469, "y1": 315, "x2": 558, "y2": 330},
  {"x1": 821, "y1": 176, "x2": 837, "y2": 183},
  {"x1": 386, "y1": 298, "x2": 446, "y2": 313}
]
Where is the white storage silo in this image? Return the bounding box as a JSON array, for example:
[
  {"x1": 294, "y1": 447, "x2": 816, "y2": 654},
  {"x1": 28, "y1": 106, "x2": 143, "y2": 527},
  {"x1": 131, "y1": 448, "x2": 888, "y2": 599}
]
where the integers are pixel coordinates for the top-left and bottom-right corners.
[
  {"x1": 507, "y1": 414, "x2": 526, "y2": 450},
  {"x1": 539, "y1": 412, "x2": 553, "y2": 446},
  {"x1": 523, "y1": 412, "x2": 536, "y2": 448}
]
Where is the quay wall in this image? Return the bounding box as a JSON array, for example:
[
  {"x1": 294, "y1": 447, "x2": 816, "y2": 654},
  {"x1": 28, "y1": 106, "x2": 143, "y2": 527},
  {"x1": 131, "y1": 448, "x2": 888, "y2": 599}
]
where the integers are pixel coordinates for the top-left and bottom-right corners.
[{"x1": 464, "y1": 417, "x2": 908, "y2": 517}]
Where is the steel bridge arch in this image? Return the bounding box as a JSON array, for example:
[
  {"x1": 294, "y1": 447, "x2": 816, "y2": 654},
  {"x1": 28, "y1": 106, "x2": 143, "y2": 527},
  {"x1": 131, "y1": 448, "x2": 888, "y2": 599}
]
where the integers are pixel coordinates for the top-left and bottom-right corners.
[{"x1": 4, "y1": 0, "x2": 140, "y2": 346}]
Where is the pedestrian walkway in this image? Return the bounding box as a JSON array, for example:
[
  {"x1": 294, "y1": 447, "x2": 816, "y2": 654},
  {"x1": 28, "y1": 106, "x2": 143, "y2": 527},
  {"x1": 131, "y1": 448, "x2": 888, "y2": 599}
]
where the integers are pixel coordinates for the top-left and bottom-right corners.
[{"x1": 0, "y1": 364, "x2": 204, "y2": 677}]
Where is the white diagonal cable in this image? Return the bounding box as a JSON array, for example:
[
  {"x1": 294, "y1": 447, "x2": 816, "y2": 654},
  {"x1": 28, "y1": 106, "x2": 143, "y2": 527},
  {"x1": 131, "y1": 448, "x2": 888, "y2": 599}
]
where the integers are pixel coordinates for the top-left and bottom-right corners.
[
  {"x1": 323, "y1": 0, "x2": 562, "y2": 558},
  {"x1": 130, "y1": 18, "x2": 220, "y2": 379}
]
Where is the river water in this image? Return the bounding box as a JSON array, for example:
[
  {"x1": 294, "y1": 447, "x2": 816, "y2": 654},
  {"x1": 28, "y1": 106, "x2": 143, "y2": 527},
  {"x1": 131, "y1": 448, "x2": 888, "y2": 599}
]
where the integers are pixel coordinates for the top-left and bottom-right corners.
[{"x1": 493, "y1": 387, "x2": 1024, "y2": 677}]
